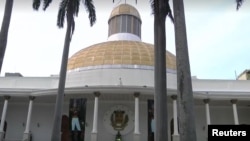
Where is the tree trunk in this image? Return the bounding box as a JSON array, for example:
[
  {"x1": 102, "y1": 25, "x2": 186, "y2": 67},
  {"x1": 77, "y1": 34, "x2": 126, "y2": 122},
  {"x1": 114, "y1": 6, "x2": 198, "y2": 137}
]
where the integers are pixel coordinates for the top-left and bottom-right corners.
[
  {"x1": 0, "y1": 0, "x2": 14, "y2": 74},
  {"x1": 51, "y1": 1, "x2": 74, "y2": 141},
  {"x1": 153, "y1": 0, "x2": 168, "y2": 141},
  {"x1": 173, "y1": 0, "x2": 197, "y2": 141}
]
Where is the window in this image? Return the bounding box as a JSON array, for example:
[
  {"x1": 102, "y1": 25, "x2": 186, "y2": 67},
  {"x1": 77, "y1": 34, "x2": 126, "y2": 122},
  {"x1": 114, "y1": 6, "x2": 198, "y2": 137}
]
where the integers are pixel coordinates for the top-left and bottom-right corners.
[
  {"x1": 133, "y1": 19, "x2": 139, "y2": 36},
  {"x1": 109, "y1": 17, "x2": 116, "y2": 35},
  {"x1": 127, "y1": 15, "x2": 132, "y2": 33},
  {"x1": 121, "y1": 15, "x2": 127, "y2": 32},
  {"x1": 108, "y1": 19, "x2": 113, "y2": 36},
  {"x1": 108, "y1": 15, "x2": 141, "y2": 37},
  {"x1": 133, "y1": 17, "x2": 137, "y2": 35},
  {"x1": 115, "y1": 16, "x2": 121, "y2": 34},
  {"x1": 138, "y1": 20, "x2": 141, "y2": 37}
]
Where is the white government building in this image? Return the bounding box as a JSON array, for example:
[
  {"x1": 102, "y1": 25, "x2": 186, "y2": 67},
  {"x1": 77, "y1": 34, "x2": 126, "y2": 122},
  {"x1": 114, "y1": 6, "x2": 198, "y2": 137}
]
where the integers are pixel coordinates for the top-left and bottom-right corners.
[{"x1": 0, "y1": 4, "x2": 250, "y2": 141}]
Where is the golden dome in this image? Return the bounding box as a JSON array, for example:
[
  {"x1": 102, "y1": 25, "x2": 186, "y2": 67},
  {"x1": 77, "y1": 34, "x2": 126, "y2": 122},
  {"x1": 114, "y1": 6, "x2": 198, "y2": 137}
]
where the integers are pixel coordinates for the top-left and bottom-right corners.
[
  {"x1": 67, "y1": 41, "x2": 176, "y2": 71},
  {"x1": 109, "y1": 4, "x2": 141, "y2": 20}
]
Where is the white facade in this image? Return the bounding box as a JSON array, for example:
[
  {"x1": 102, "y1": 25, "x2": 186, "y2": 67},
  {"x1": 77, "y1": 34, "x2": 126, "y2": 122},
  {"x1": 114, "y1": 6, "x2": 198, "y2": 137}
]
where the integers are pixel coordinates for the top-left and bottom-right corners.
[{"x1": 1, "y1": 69, "x2": 250, "y2": 141}]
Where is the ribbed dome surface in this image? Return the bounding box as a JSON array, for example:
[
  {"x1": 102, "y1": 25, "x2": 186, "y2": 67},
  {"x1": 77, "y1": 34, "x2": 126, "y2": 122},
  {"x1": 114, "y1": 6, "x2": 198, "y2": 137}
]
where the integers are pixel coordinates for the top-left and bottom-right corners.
[
  {"x1": 109, "y1": 4, "x2": 141, "y2": 20},
  {"x1": 67, "y1": 41, "x2": 176, "y2": 71}
]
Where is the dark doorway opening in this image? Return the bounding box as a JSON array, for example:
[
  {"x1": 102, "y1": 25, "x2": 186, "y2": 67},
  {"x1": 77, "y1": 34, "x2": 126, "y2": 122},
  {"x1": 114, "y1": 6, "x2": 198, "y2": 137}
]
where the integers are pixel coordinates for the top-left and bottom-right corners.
[
  {"x1": 69, "y1": 98, "x2": 87, "y2": 141},
  {"x1": 148, "y1": 100, "x2": 154, "y2": 141}
]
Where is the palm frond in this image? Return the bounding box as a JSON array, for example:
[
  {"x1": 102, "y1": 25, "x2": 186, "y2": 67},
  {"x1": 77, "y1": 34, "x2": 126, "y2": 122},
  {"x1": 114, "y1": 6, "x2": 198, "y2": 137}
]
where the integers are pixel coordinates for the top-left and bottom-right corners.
[
  {"x1": 236, "y1": 0, "x2": 244, "y2": 10},
  {"x1": 166, "y1": 2, "x2": 174, "y2": 22},
  {"x1": 32, "y1": 0, "x2": 53, "y2": 10},
  {"x1": 71, "y1": 19, "x2": 75, "y2": 38},
  {"x1": 149, "y1": 0, "x2": 174, "y2": 22},
  {"x1": 57, "y1": 0, "x2": 68, "y2": 28},
  {"x1": 43, "y1": 0, "x2": 52, "y2": 10},
  {"x1": 83, "y1": 0, "x2": 96, "y2": 26},
  {"x1": 72, "y1": 0, "x2": 80, "y2": 17},
  {"x1": 33, "y1": 0, "x2": 41, "y2": 10},
  {"x1": 57, "y1": 9, "x2": 66, "y2": 28}
]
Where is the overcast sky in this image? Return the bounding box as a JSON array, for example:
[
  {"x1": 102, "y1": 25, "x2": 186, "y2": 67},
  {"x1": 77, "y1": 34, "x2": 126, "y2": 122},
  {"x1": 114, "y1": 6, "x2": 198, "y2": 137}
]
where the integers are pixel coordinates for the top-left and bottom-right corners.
[{"x1": 0, "y1": 0, "x2": 250, "y2": 79}]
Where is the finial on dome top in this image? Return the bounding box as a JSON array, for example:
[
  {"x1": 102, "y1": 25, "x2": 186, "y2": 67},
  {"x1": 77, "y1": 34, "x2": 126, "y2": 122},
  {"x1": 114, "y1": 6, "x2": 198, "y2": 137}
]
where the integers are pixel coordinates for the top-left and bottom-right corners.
[{"x1": 112, "y1": 0, "x2": 137, "y2": 5}]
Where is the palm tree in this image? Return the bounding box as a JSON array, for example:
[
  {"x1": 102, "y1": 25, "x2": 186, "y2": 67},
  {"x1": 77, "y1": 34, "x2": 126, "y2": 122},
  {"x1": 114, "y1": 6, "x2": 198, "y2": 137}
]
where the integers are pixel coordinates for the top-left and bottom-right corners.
[
  {"x1": 173, "y1": 0, "x2": 197, "y2": 141},
  {"x1": 149, "y1": 0, "x2": 173, "y2": 141},
  {"x1": 32, "y1": 0, "x2": 96, "y2": 140},
  {"x1": 0, "y1": 0, "x2": 14, "y2": 74}
]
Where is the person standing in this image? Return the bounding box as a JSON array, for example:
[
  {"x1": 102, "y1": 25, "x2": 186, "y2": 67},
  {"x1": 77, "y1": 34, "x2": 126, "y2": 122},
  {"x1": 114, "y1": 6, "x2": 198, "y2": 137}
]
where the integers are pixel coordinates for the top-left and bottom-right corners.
[{"x1": 71, "y1": 110, "x2": 81, "y2": 131}]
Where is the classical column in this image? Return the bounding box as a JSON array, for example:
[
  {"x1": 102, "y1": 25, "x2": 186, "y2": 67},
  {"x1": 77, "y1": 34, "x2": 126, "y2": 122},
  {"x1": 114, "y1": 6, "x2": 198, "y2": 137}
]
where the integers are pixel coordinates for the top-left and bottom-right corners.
[
  {"x1": 231, "y1": 99, "x2": 239, "y2": 125},
  {"x1": 91, "y1": 92, "x2": 100, "y2": 141},
  {"x1": 171, "y1": 95, "x2": 179, "y2": 141},
  {"x1": 203, "y1": 99, "x2": 211, "y2": 125},
  {"x1": 134, "y1": 92, "x2": 140, "y2": 134},
  {"x1": 203, "y1": 99, "x2": 210, "y2": 141},
  {"x1": 23, "y1": 96, "x2": 35, "y2": 141},
  {"x1": 0, "y1": 96, "x2": 11, "y2": 141},
  {"x1": 134, "y1": 92, "x2": 140, "y2": 141}
]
